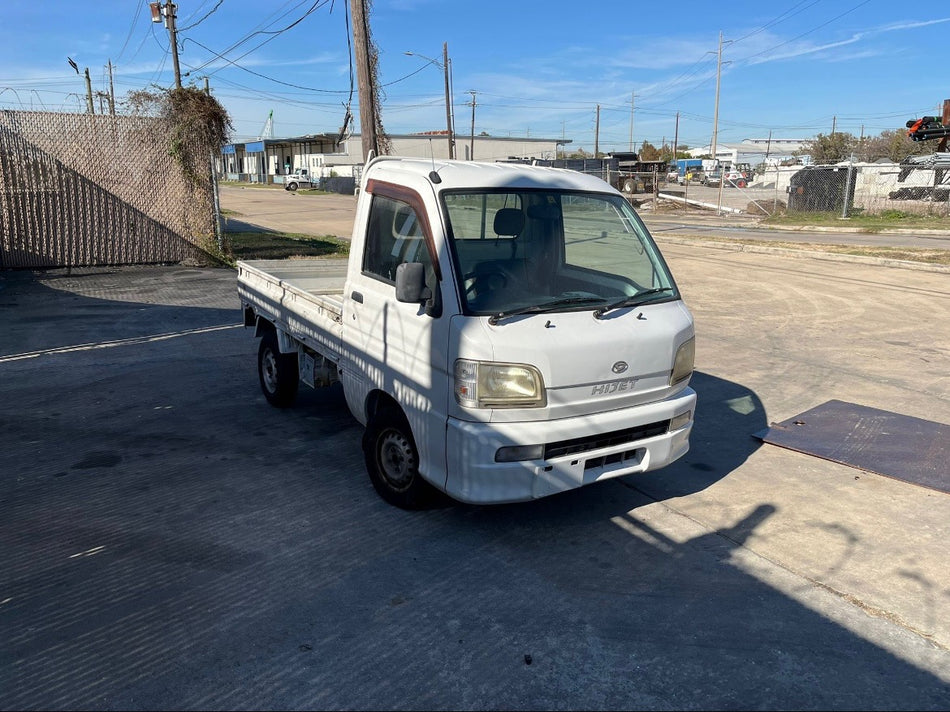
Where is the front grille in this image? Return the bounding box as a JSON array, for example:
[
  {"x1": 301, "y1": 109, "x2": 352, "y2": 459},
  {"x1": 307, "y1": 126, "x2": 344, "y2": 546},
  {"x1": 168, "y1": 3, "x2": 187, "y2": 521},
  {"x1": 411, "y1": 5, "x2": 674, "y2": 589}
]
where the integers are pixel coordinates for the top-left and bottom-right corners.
[{"x1": 543, "y1": 419, "x2": 670, "y2": 460}]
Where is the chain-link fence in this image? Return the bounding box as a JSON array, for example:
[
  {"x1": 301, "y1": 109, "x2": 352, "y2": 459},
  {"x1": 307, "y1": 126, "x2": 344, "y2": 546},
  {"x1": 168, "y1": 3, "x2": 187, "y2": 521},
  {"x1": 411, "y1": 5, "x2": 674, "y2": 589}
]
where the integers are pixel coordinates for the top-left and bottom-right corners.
[
  {"x1": 0, "y1": 110, "x2": 217, "y2": 269},
  {"x1": 752, "y1": 158, "x2": 950, "y2": 218},
  {"x1": 515, "y1": 155, "x2": 950, "y2": 219}
]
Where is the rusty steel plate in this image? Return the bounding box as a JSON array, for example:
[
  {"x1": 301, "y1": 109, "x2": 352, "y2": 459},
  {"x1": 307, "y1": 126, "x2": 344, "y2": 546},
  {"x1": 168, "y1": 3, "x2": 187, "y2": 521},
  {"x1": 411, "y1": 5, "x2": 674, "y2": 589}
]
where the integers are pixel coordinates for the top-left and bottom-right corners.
[{"x1": 754, "y1": 399, "x2": 950, "y2": 494}]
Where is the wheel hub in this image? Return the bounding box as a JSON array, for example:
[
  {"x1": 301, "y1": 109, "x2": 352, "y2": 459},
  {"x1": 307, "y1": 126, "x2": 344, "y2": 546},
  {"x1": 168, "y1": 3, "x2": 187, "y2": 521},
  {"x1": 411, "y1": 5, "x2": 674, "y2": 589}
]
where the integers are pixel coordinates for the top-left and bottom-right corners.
[
  {"x1": 261, "y1": 350, "x2": 278, "y2": 392},
  {"x1": 379, "y1": 430, "x2": 415, "y2": 490}
]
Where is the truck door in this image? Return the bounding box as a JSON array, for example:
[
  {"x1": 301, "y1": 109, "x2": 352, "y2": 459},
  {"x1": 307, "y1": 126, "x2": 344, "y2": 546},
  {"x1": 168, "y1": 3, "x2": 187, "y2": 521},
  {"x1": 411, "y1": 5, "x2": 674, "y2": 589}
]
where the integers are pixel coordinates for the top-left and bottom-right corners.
[{"x1": 343, "y1": 184, "x2": 451, "y2": 487}]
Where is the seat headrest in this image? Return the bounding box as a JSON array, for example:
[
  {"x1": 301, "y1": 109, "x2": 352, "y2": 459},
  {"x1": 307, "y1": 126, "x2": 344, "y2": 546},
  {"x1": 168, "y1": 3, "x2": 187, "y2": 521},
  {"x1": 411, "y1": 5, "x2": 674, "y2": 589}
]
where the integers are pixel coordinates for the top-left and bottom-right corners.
[{"x1": 493, "y1": 208, "x2": 525, "y2": 237}]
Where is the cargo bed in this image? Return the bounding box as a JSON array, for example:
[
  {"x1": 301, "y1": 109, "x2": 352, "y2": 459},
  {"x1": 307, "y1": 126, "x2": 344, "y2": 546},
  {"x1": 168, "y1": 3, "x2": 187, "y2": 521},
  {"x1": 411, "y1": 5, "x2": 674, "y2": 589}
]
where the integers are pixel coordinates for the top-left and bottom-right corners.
[{"x1": 237, "y1": 258, "x2": 347, "y2": 363}]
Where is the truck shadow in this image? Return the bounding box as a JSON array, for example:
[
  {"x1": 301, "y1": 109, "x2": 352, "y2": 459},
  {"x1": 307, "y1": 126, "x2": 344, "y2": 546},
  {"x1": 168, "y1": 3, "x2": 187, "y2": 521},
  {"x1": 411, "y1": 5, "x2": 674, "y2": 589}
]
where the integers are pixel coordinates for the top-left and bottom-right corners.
[
  {"x1": 424, "y1": 370, "x2": 762, "y2": 514},
  {"x1": 624, "y1": 369, "x2": 765, "y2": 501}
]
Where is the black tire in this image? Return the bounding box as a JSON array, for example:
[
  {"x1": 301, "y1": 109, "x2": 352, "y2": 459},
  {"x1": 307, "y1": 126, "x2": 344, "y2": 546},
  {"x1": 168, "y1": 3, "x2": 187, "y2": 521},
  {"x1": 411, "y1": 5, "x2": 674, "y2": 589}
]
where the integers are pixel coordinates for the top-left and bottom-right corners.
[
  {"x1": 257, "y1": 330, "x2": 298, "y2": 408},
  {"x1": 363, "y1": 406, "x2": 436, "y2": 509},
  {"x1": 287, "y1": 181, "x2": 298, "y2": 191}
]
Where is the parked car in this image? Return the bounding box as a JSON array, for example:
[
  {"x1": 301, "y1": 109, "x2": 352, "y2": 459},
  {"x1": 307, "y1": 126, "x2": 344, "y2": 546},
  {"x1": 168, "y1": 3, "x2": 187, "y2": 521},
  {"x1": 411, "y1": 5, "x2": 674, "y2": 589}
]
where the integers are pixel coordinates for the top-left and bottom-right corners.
[{"x1": 702, "y1": 170, "x2": 722, "y2": 187}]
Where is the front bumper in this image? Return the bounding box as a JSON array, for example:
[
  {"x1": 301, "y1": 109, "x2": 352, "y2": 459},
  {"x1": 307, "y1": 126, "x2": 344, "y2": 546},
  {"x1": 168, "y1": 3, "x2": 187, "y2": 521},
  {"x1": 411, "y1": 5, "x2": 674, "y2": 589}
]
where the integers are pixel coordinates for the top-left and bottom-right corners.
[{"x1": 443, "y1": 387, "x2": 696, "y2": 504}]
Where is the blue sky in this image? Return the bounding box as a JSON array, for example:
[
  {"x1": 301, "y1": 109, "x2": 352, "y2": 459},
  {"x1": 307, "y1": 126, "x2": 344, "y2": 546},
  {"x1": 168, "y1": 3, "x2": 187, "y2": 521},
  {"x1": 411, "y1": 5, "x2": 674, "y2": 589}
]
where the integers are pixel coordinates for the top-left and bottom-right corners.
[{"x1": 1, "y1": 0, "x2": 948, "y2": 154}]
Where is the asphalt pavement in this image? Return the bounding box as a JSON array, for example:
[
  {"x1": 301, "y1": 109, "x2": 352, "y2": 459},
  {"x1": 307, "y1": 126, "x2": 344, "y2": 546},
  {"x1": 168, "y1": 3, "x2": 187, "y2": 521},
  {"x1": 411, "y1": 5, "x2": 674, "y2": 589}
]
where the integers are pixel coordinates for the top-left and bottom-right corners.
[{"x1": 1, "y1": 190, "x2": 949, "y2": 710}]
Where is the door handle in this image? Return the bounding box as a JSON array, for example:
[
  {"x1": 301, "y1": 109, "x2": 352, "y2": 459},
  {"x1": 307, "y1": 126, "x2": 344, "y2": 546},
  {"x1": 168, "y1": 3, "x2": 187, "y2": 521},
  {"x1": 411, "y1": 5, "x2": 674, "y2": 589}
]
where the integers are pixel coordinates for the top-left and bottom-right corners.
[{"x1": 351, "y1": 291, "x2": 364, "y2": 303}]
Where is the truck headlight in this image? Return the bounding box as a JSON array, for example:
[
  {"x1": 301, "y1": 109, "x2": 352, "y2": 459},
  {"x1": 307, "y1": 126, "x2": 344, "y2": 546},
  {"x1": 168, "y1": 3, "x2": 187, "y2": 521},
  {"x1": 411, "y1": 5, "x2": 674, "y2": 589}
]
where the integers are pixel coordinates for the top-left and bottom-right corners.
[
  {"x1": 454, "y1": 359, "x2": 546, "y2": 408},
  {"x1": 670, "y1": 337, "x2": 695, "y2": 386}
]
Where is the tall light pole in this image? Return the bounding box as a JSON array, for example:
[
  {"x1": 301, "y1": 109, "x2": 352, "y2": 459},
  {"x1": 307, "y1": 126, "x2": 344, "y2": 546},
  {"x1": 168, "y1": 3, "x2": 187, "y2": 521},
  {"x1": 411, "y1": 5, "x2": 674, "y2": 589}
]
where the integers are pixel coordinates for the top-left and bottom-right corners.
[
  {"x1": 405, "y1": 44, "x2": 455, "y2": 159},
  {"x1": 709, "y1": 31, "x2": 731, "y2": 166},
  {"x1": 710, "y1": 31, "x2": 732, "y2": 216}
]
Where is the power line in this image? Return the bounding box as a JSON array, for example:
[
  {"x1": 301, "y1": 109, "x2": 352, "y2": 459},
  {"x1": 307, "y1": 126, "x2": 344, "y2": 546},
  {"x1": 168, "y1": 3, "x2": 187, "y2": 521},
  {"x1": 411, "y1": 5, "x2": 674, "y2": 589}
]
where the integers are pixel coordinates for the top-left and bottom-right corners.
[
  {"x1": 178, "y1": 0, "x2": 225, "y2": 31},
  {"x1": 181, "y1": 37, "x2": 345, "y2": 92},
  {"x1": 730, "y1": 0, "x2": 823, "y2": 45},
  {"x1": 740, "y1": 0, "x2": 874, "y2": 63},
  {"x1": 116, "y1": 0, "x2": 147, "y2": 62},
  {"x1": 187, "y1": 0, "x2": 330, "y2": 77}
]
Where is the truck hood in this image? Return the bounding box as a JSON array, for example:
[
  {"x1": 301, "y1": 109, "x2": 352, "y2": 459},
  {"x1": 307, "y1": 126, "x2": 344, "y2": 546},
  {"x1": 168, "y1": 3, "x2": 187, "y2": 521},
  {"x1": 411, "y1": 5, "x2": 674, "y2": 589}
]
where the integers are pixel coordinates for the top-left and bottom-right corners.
[{"x1": 451, "y1": 300, "x2": 694, "y2": 423}]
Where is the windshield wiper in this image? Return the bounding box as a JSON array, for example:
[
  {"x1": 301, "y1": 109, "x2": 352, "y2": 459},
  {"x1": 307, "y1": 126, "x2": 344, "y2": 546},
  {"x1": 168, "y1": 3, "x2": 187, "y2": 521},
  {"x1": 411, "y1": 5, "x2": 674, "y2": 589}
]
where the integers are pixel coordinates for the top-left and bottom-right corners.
[
  {"x1": 488, "y1": 296, "x2": 605, "y2": 325},
  {"x1": 593, "y1": 288, "x2": 673, "y2": 319}
]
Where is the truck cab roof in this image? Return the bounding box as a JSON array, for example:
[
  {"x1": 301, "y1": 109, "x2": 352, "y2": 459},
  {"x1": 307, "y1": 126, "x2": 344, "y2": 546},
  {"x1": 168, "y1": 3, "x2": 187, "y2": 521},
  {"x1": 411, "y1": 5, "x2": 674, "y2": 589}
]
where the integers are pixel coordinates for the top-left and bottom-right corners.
[{"x1": 363, "y1": 156, "x2": 618, "y2": 194}]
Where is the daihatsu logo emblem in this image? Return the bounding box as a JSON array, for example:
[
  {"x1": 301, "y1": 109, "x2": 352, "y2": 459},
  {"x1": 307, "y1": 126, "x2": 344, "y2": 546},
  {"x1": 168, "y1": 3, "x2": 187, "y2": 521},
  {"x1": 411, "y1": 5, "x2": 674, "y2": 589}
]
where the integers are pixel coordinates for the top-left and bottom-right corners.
[{"x1": 612, "y1": 361, "x2": 628, "y2": 374}]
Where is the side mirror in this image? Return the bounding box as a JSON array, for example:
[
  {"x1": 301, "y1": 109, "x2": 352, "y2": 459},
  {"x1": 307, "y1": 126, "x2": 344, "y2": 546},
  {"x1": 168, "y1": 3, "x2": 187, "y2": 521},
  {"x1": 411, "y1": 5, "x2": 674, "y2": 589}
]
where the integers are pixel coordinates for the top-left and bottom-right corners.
[{"x1": 395, "y1": 262, "x2": 432, "y2": 304}]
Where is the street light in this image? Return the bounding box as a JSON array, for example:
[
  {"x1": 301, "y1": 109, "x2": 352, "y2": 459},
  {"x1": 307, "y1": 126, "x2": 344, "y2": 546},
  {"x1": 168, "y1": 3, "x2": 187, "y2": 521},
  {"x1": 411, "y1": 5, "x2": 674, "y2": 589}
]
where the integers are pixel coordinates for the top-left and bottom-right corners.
[{"x1": 404, "y1": 42, "x2": 455, "y2": 159}]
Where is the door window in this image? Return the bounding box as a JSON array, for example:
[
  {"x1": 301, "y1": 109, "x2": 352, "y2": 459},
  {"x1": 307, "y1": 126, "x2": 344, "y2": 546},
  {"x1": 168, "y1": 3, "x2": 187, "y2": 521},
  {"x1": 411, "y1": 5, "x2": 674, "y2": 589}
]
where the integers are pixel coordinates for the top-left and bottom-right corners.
[{"x1": 363, "y1": 194, "x2": 432, "y2": 283}]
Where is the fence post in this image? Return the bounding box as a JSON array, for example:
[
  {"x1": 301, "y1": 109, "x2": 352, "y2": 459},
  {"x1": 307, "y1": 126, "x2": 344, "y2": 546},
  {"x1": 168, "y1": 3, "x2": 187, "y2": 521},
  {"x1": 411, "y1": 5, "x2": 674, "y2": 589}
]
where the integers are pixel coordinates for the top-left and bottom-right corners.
[
  {"x1": 210, "y1": 153, "x2": 222, "y2": 252},
  {"x1": 841, "y1": 154, "x2": 855, "y2": 219},
  {"x1": 773, "y1": 164, "x2": 779, "y2": 214}
]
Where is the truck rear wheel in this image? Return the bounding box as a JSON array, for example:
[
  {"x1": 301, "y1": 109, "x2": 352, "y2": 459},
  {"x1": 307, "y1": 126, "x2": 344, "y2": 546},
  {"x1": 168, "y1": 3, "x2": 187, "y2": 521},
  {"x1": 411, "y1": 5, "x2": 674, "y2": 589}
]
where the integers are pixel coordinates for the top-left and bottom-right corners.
[
  {"x1": 287, "y1": 181, "x2": 298, "y2": 191},
  {"x1": 363, "y1": 406, "x2": 436, "y2": 509},
  {"x1": 258, "y1": 330, "x2": 298, "y2": 408}
]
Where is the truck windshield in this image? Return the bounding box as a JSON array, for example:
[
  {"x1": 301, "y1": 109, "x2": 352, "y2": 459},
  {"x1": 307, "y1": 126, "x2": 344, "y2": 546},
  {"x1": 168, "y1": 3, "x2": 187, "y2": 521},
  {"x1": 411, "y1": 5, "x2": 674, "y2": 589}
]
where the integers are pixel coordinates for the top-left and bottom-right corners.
[{"x1": 442, "y1": 190, "x2": 678, "y2": 318}]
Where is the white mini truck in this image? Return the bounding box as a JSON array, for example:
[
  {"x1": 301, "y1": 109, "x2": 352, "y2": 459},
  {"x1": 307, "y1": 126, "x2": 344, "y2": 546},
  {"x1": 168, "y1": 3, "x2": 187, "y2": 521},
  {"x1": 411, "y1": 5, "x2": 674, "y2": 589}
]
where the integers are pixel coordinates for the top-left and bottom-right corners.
[{"x1": 238, "y1": 156, "x2": 696, "y2": 508}]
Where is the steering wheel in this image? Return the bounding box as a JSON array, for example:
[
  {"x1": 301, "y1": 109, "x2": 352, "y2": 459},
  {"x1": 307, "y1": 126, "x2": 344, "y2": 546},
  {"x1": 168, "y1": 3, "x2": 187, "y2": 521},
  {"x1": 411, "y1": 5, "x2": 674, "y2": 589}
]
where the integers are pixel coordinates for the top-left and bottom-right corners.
[{"x1": 463, "y1": 265, "x2": 519, "y2": 298}]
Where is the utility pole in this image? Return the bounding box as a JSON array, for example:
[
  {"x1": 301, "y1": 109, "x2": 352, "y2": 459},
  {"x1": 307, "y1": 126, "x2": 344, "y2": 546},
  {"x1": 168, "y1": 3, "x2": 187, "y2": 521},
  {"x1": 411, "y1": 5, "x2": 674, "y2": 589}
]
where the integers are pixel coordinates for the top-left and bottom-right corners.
[
  {"x1": 443, "y1": 42, "x2": 454, "y2": 159},
  {"x1": 466, "y1": 90, "x2": 477, "y2": 160},
  {"x1": 673, "y1": 111, "x2": 679, "y2": 161},
  {"x1": 629, "y1": 91, "x2": 636, "y2": 153},
  {"x1": 168, "y1": 4, "x2": 182, "y2": 89},
  {"x1": 594, "y1": 104, "x2": 600, "y2": 158},
  {"x1": 831, "y1": 115, "x2": 836, "y2": 137},
  {"x1": 83, "y1": 68, "x2": 94, "y2": 114},
  {"x1": 350, "y1": 0, "x2": 380, "y2": 160},
  {"x1": 150, "y1": 2, "x2": 182, "y2": 89},
  {"x1": 107, "y1": 59, "x2": 116, "y2": 115}
]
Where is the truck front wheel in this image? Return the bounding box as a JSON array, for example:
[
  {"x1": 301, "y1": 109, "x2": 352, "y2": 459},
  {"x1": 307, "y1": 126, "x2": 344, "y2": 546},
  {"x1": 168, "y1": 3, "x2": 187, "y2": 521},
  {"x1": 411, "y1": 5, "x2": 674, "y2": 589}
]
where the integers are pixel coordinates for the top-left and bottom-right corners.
[
  {"x1": 363, "y1": 406, "x2": 435, "y2": 509},
  {"x1": 287, "y1": 181, "x2": 298, "y2": 191},
  {"x1": 258, "y1": 330, "x2": 298, "y2": 408}
]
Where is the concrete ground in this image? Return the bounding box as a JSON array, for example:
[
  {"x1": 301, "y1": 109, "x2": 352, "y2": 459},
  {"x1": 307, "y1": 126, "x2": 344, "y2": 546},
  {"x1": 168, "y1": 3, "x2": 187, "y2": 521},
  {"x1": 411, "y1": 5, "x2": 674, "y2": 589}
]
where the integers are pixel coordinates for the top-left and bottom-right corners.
[
  {"x1": 221, "y1": 184, "x2": 359, "y2": 240},
  {"x1": 1, "y1": 191, "x2": 949, "y2": 710}
]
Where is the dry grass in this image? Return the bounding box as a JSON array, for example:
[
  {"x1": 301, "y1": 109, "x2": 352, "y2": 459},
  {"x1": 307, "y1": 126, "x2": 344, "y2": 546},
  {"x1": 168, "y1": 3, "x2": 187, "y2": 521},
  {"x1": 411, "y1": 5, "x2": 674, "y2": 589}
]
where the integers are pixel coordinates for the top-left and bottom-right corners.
[{"x1": 225, "y1": 230, "x2": 349, "y2": 262}]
